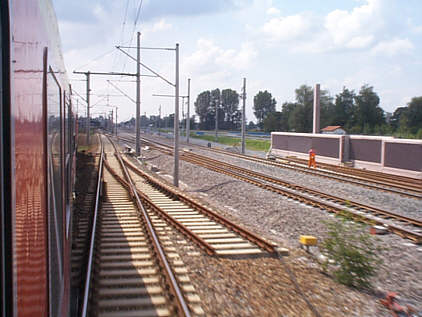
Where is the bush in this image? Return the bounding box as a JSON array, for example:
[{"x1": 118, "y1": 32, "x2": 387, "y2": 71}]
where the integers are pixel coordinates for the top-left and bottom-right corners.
[{"x1": 319, "y1": 217, "x2": 383, "y2": 289}]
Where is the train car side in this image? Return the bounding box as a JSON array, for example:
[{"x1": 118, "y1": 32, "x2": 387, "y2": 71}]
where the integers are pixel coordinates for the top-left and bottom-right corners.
[{"x1": 1, "y1": 1, "x2": 76, "y2": 316}]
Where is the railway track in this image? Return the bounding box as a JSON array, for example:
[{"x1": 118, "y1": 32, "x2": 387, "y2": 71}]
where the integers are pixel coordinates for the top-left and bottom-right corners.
[
  {"x1": 81, "y1": 136, "x2": 203, "y2": 317},
  {"x1": 71, "y1": 143, "x2": 100, "y2": 308},
  {"x1": 280, "y1": 156, "x2": 421, "y2": 193},
  {"x1": 121, "y1": 134, "x2": 422, "y2": 198},
  {"x1": 121, "y1": 157, "x2": 280, "y2": 257},
  {"x1": 109, "y1": 135, "x2": 280, "y2": 257},
  {"x1": 123, "y1": 136, "x2": 422, "y2": 244}
]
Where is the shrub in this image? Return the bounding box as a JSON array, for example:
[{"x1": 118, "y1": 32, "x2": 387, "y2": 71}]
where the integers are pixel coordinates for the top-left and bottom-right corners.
[{"x1": 319, "y1": 218, "x2": 384, "y2": 289}]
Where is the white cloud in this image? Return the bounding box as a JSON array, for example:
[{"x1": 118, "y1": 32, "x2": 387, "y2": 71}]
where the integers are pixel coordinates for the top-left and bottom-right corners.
[
  {"x1": 345, "y1": 35, "x2": 374, "y2": 49},
  {"x1": 324, "y1": 0, "x2": 383, "y2": 49},
  {"x1": 257, "y1": 0, "x2": 416, "y2": 55},
  {"x1": 184, "y1": 39, "x2": 257, "y2": 75},
  {"x1": 266, "y1": 7, "x2": 280, "y2": 16},
  {"x1": 152, "y1": 19, "x2": 172, "y2": 32},
  {"x1": 261, "y1": 14, "x2": 311, "y2": 42},
  {"x1": 371, "y1": 38, "x2": 414, "y2": 56},
  {"x1": 92, "y1": 4, "x2": 107, "y2": 20},
  {"x1": 412, "y1": 25, "x2": 422, "y2": 34}
]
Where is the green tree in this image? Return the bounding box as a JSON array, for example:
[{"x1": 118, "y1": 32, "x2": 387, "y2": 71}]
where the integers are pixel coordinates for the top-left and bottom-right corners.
[
  {"x1": 210, "y1": 88, "x2": 224, "y2": 131},
  {"x1": 263, "y1": 111, "x2": 284, "y2": 132},
  {"x1": 334, "y1": 87, "x2": 356, "y2": 129},
  {"x1": 194, "y1": 91, "x2": 213, "y2": 130},
  {"x1": 390, "y1": 106, "x2": 408, "y2": 132},
  {"x1": 221, "y1": 89, "x2": 240, "y2": 130},
  {"x1": 253, "y1": 90, "x2": 276, "y2": 128},
  {"x1": 280, "y1": 102, "x2": 296, "y2": 131},
  {"x1": 353, "y1": 85, "x2": 385, "y2": 134},
  {"x1": 286, "y1": 85, "x2": 334, "y2": 132},
  {"x1": 320, "y1": 100, "x2": 337, "y2": 129},
  {"x1": 406, "y1": 96, "x2": 422, "y2": 134},
  {"x1": 247, "y1": 121, "x2": 256, "y2": 130},
  {"x1": 288, "y1": 104, "x2": 307, "y2": 132}
]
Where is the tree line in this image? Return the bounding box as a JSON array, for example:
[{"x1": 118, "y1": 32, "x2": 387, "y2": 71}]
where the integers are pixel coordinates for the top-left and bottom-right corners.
[
  {"x1": 194, "y1": 88, "x2": 241, "y2": 130},
  {"x1": 193, "y1": 85, "x2": 422, "y2": 138}
]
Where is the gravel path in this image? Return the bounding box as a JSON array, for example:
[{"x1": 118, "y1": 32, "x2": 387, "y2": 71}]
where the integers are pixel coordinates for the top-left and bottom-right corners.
[{"x1": 119, "y1": 134, "x2": 422, "y2": 315}]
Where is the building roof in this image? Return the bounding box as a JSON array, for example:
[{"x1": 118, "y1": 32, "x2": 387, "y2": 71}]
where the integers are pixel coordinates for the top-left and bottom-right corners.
[{"x1": 321, "y1": 125, "x2": 343, "y2": 131}]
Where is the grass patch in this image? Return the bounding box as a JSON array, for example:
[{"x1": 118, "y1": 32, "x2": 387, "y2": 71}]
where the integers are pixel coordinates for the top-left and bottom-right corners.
[
  {"x1": 77, "y1": 145, "x2": 90, "y2": 153},
  {"x1": 190, "y1": 134, "x2": 271, "y2": 152}
]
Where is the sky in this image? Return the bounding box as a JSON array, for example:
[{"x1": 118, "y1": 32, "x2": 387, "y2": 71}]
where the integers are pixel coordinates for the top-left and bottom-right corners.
[{"x1": 52, "y1": 0, "x2": 422, "y2": 123}]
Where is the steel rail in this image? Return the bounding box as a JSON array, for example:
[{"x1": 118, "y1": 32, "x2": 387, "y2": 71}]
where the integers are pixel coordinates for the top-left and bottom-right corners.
[
  {"x1": 103, "y1": 158, "x2": 216, "y2": 255},
  {"x1": 285, "y1": 157, "x2": 422, "y2": 189},
  {"x1": 184, "y1": 152, "x2": 422, "y2": 228},
  {"x1": 135, "y1": 135, "x2": 422, "y2": 197},
  {"x1": 122, "y1": 157, "x2": 278, "y2": 253},
  {"x1": 204, "y1": 147, "x2": 422, "y2": 197},
  {"x1": 120, "y1": 135, "x2": 422, "y2": 243},
  {"x1": 125, "y1": 134, "x2": 421, "y2": 196},
  {"x1": 181, "y1": 155, "x2": 422, "y2": 244},
  {"x1": 135, "y1": 137, "x2": 422, "y2": 227},
  {"x1": 106, "y1": 136, "x2": 191, "y2": 317},
  {"x1": 129, "y1": 136, "x2": 422, "y2": 228},
  {"x1": 115, "y1": 135, "x2": 276, "y2": 254},
  {"x1": 133, "y1": 188, "x2": 216, "y2": 255},
  {"x1": 81, "y1": 134, "x2": 104, "y2": 317}
]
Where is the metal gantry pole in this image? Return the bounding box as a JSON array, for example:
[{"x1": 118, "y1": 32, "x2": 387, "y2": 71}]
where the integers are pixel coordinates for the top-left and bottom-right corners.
[
  {"x1": 115, "y1": 107, "x2": 118, "y2": 136},
  {"x1": 158, "y1": 105, "x2": 161, "y2": 136},
  {"x1": 215, "y1": 94, "x2": 219, "y2": 141},
  {"x1": 181, "y1": 97, "x2": 185, "y2": 136},
  {"x1": 136, "y1": 32, "x2": 141, "y2": 156},
  {"x1": 187, "y1": 78, "x2": 191, "y2": 144},
  {"x1": 313, "y1": 83, "x2": 320, "y2": 134},
  {"x1": 174, "y1": 43, "x2": 180, "y2": 187},
  {"x1": 111, "y1": 109, "x2": 113, "y2": 133},
  {"x1": 86, "y1": 71, "x2": 90, "y2": 145},
  {"x1": 241, "y1": 78, "x2": 246, "y2": 154}
]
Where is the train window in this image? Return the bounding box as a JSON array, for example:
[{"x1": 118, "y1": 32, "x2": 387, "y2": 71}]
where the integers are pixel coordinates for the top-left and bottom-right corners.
[
  {"x1": 47, "y1": 66, "x2": 64, "y2": 317},
  {"x1": 64, "y1": 91, "x2": 71, "y2": 239}
]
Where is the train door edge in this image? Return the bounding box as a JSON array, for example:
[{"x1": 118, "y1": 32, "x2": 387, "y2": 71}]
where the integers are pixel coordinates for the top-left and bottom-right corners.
[{"x1": 0, "y1": 1, "x2": 15, "y2": 317}]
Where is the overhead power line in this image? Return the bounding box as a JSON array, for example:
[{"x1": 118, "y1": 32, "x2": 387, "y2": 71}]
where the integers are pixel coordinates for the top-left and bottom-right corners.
[{"x1": 73, "y1": 47, "x2": 116, "y2": 71}]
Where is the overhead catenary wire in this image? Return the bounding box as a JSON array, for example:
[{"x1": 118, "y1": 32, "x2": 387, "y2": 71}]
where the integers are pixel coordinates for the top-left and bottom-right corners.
[
  {"x1": 120, "y1": 0, "x2": 144, "y2": 74},
  {"x1": 111, "y1": 0, "x2": 131, "y2": 75},
  {"x1": 73, "y1": 47, "x2": 116, "y2": 72},
  {"x1": 118, "y1": 0, "x2": 131, "y2": 53}
]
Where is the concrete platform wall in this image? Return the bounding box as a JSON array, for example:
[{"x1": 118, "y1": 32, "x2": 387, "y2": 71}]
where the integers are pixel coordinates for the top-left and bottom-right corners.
[
  {"x1": 271, "y1": 132, "x2": 422, "y2": 179},
  {"x1": 271, "y1": 132, "x2": 343, "y2": 165}
]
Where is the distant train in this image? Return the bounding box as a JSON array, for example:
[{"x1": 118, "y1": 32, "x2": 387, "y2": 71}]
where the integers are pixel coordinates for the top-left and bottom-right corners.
[{"x1": 1, "y1": 1, "x2": 76, "y2": 316}]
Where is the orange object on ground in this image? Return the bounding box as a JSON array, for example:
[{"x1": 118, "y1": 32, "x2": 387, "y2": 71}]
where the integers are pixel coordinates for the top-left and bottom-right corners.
[
  {"x1": 380, "y1": 292, "x2": 416, "y2": 317},
  {"x1": 308, "y1": 149, "x2": 316, "y2": 168}
]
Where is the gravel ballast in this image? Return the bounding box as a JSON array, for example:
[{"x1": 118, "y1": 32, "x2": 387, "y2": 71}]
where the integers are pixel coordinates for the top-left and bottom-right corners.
[{"x1": 119, "y1": 134, "x2": 422, "y2": 316}]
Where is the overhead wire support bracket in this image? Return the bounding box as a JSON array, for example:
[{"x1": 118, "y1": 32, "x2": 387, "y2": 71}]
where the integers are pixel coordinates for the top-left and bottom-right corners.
[
  {"x1": 73, "y1": 69, "x2": 140, "y2": 144},
  {"x1": 152, "y1": 94, "x2": 188, "y2": 98},
  {"x1": 117, "y1": 45, "x2": 176, "y2": 51},
  {"x1": 73, "y1": 70, "x2": 137, "y2": 77},
  {"x1": 107, "y1": 80, "x2": 136, "y2": 104},
  {"x1": 116, "y1": 46, "x2": 175, "y2": 87},
  {"x1": 72, "y1": 89, "x2": 88, "y2": 104}
]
